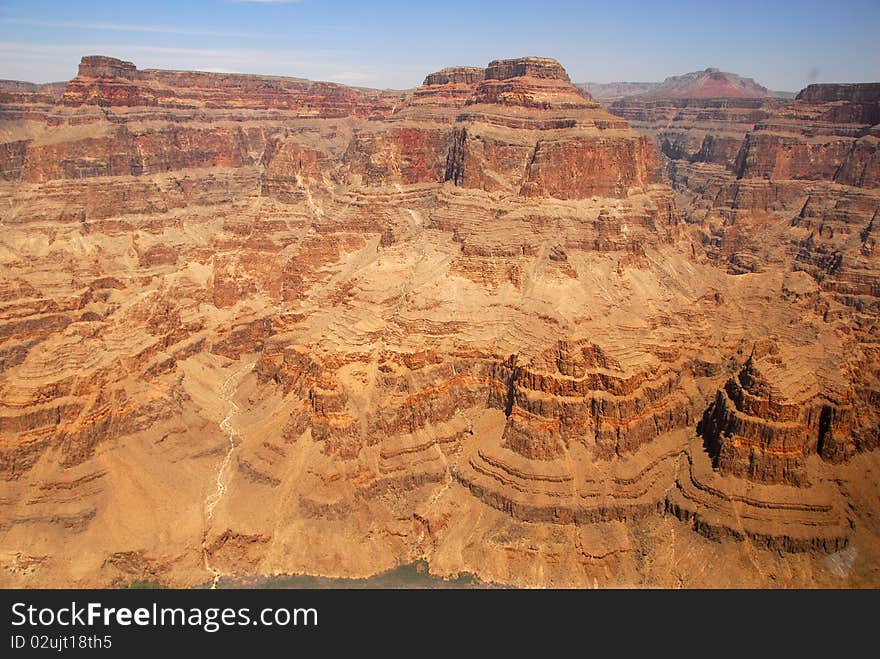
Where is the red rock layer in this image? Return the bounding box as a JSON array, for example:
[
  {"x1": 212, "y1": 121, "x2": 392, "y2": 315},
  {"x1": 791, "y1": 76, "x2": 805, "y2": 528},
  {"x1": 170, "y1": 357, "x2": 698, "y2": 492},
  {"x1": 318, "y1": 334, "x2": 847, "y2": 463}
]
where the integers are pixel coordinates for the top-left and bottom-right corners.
[{"x1": 61, "y1": 56, "x2": 397, "y2": 117}]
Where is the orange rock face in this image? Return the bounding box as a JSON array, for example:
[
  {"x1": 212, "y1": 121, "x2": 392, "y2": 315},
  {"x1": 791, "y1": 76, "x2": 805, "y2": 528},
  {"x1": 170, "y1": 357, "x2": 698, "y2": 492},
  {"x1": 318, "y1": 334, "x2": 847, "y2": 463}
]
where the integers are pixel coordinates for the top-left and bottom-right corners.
[{"x1": 0, "y1": 55, "x2": 878, "y2": 589}]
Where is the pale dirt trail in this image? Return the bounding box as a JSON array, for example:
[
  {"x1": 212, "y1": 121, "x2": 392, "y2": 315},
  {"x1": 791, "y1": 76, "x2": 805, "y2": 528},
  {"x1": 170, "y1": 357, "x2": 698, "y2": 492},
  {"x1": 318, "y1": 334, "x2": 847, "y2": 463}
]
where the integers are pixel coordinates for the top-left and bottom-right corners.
[{"x1": 202, "y1": 360, "x2": 256, "y2": 589}]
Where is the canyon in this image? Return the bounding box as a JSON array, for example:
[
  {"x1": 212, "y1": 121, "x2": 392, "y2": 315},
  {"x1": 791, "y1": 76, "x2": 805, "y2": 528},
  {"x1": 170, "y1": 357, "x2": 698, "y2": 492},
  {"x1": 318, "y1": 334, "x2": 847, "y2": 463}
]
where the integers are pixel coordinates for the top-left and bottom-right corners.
[{"x1": 0, "y1": 55, "x2": 878, "y2": 588}]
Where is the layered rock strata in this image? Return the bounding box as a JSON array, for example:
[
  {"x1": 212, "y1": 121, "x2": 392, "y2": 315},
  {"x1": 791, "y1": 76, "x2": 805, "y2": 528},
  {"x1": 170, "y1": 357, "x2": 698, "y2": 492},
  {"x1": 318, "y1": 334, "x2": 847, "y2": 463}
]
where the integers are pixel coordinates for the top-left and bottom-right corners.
[
  {"x1": 0, "y1": 56, "x2": 877, "y2": 588},
  {"x1": 604, "y1": 76, "x2": 880, "y2": 574}
]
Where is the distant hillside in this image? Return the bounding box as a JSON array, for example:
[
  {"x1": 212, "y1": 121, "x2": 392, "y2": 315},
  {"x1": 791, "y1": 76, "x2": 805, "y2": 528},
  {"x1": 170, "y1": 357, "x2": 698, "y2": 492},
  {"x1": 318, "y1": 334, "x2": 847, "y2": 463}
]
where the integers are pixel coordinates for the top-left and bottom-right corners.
[
  {"x1": 577, "y1": 81, "x2": 659, "y2": 100},
  {"x1": 643, "y1": 68, "x2": 769, "y2": 98},
  {"x1": 578, "y1": 68, "x2": 794, "y2": 101},
  {"x1": 0, "y1": 80, "x2": 67, "y2": 99}
]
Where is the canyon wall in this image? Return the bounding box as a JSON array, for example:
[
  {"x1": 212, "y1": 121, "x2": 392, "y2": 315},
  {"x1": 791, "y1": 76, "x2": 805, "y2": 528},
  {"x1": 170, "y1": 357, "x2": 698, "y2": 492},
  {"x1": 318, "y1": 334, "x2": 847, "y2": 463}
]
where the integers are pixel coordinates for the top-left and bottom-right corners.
[
  {"x1": 0, "y1": 56, "x2": 877, "y2": 588},
  {"x1": 606, "y1": 81, "x2": 879, "y2": 565}
]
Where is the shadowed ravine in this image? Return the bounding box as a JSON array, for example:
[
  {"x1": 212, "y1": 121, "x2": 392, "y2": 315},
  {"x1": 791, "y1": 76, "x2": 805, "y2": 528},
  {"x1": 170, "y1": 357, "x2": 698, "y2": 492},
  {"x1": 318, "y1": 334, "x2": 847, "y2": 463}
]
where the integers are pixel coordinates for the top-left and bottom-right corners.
[{"x1": 202, "y1": 361, "x2": 256, "y2": 590}]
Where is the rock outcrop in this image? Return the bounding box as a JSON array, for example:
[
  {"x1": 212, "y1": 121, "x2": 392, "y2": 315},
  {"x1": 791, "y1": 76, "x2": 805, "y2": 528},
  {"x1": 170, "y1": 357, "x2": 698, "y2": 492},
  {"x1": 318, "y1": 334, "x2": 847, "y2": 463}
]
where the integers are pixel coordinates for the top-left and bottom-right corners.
[
  {"x1": 700, "y1": 347, "x2": 857, "y2": 485},
  {"x1": 796, "y1": 83, "x2": 880, "y2": 105}
]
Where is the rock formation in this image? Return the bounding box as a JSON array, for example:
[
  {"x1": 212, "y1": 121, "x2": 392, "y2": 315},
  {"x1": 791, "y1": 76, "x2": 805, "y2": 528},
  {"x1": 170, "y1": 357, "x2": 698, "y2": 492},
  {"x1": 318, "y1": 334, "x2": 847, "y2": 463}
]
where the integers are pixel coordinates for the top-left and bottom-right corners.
[
  {"x1": 580, "y1": 68, "x2": 779, "y2": 102},
  {"x1": 641, "y1": 68, "x2": 771, "y2": 99},
  {"x1": 600, "y1": 72, "x2": 880, "y2": 576},
  {"x1": 0, "y1": 55, "x2": 878, "y2": 588}
]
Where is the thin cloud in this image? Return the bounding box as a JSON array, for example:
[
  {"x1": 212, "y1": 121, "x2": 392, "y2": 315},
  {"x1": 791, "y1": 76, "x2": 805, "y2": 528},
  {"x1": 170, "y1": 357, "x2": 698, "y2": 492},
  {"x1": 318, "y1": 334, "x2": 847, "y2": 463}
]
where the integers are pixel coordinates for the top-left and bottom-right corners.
[
  {"x1": 0, "y1": 42, "x2": 357, "y2": 63},
  {"x1": 0, "y1": 18, "x2": 271, "y2": 39}
]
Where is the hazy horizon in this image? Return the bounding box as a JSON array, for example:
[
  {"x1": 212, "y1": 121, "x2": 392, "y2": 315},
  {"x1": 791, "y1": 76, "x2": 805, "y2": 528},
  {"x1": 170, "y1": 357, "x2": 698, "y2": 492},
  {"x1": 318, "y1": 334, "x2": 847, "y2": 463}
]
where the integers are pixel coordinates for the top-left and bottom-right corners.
[{"x1": 1, "y1": 0, "x2": 878, "y2": 91}]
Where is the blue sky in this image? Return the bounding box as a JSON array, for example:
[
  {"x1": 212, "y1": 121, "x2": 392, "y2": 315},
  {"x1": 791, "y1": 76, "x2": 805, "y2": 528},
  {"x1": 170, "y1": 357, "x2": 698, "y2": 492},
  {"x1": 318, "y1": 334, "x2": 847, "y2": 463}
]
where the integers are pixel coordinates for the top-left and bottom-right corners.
[{"x1": 0, "y1": 0, "x2": 877, "y2": 91}]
